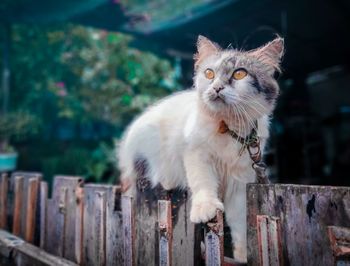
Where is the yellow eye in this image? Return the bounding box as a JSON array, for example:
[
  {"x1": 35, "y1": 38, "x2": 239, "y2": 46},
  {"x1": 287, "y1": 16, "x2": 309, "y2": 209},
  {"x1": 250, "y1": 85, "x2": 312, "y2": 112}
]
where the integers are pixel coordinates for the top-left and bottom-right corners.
[
  {"x1": 232, "y1": 69, "x2": 248, "y2": 80},
  {"x1": 204, "y1": 68, "x2": 215, "y2": 80}
]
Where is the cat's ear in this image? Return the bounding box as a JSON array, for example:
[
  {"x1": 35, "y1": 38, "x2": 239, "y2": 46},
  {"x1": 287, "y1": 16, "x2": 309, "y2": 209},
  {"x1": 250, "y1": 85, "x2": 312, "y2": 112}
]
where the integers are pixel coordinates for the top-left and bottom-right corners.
[
  {"x1": 249, "y1": 36, "x2": 284, "y2": 73},
  {"x1": 194, "y1": 35, "x2": 221, "y2": 70}
]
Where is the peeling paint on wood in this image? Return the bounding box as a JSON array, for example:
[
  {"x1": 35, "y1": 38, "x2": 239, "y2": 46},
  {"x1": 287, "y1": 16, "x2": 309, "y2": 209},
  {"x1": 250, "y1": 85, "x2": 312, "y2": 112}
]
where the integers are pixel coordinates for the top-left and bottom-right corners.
[
  {"x1": 256, "y1": 215, "x2": 282, "y2": 266},
  {"x1": 205, "y1": 210, "x2": 224, "y2": 266},
  {"x1": 328, "y1": 226, "x2": 350, "y2": 263},
  {"x1": 247, "y1": 184, "x2": 350, "y2": 266},
  {"x1": 158, "y1": 200, "x2": 172, "y2": 266}
]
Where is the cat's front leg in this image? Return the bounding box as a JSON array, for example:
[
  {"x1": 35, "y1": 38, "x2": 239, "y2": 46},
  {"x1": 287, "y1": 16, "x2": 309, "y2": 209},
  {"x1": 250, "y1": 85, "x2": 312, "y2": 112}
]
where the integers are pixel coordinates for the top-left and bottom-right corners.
[{"x1": 184, "y1": 149, "x2": 223, "y2": 223}]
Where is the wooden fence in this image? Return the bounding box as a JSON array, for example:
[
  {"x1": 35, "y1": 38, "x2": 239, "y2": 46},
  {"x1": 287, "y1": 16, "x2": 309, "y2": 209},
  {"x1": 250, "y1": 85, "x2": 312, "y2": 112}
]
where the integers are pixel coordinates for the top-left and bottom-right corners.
[
  {"x1": 0, "y1": 172, "x2": 228, "y2": 266},
  {"x1": 0, "y1": 172, "x2": 349, "y2": 266}
]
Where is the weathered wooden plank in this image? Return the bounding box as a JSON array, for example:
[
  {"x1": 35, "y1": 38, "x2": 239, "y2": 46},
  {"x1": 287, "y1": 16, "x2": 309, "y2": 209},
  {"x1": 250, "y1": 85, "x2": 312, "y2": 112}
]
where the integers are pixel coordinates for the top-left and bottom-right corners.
[
  {"x1": 158, "y1": 200, "x2": 172, "y2": 266},
  {"x1": 40, "y1": 181, "x2": 48, "y2": 249},
  {"x1": 75, "y1": 180, "x2": 84, "y2": 264},
  {"x1": 170, "y1": 189, "x2": 202, "y2": 266},
  {"x1": 0, "y1": 173, "x2": 8, "y2": 229},
  {"x1": 83, "y1": 184, "x2": 120, "y2": 266},
  {"x1": 0, "y1": 229, "x2": 77, "y2": 266},
  {"x1": 122, "y1": 195, "x2": 134, "y2": 266},
  {"x1": 256, "y1": 215, "x2": 282, "y2": 266},
  {"x1": 12, "y1": 175, "x2": 24, "y2": 236},
  {"x1": 45, "y1": 176, "x2": 83, "y2": 263},
  {"x1": 10, "y1": 172, "x2": 42, "y2": 244},
  {"x1": 205, "y1": 210, "x2": 224, "y2": 266},
  {"x1": 247, "y1": 183, "x2": 350, "y2": 266},
  {"x1": 134, "y1": 173, "x2": 168, "y2": 266},
  {"x1": 95, "y1": 190, "x2": 107, "y2": 266},
  {"x1": 25, "y1": 177, "x2": 40, "y2": 243},
  {"x1": 328, "y1": 226, "x2": 350, "y2": 263},
  {"x1": 106, "y1": 186, "x2": 123, "y2": 266}
]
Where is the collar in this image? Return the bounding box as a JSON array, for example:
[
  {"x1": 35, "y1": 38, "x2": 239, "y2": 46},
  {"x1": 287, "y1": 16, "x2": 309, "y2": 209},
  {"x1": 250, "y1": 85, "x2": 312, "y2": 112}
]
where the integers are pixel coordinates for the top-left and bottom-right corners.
[{"x1": 218, "y1": 120, "x2": 258, "y2": 146}]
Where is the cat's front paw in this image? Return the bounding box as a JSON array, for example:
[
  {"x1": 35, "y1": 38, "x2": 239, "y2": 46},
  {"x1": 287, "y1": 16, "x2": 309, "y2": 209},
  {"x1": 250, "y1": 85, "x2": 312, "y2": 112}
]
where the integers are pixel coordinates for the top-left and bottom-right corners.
[{"x1": 190, "y1": 194, "x2": 224, "y2": 223}]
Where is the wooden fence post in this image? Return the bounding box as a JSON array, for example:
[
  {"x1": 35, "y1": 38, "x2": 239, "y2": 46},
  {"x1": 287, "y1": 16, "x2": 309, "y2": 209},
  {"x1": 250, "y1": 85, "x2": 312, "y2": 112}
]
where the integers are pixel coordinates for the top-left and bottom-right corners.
[
  {"x1": 205, "y1": 210, "x2": 224, "y2": 266},
  {"x1": 83, "y1": 184, "x2": 123, "y2": 266},
  {"x1": 328, "y1": 226, "x2": 350, "y2": 265},
  {"x1": 170, "y1": 189, "x2": 202, "y2": 266},
  {"x1": 122, "y1": 195, "x2": 134, "y2": 266},
  {"x1": 158, "y1": 200, "x2": 172, "y2": 266},
  {"x1": 12, "y1": 175, "x2": 24, "y2": 236},
  {"x1": 75, "y1": 180, "x2": 84, "y2": 264},
  {"x1": 11, "y1": 172, "x2": 42, "y2": 244},
  {"x1": 45, "y1": 176, "x2": 83, "y2": 263},
  {"x1": 256, "y1": 215, "x2": 282, "y2": 266},
  {"x1": 247, "y1": 183, "x2": 350, "y2": 265},
  {"x1": 24, "y1": 177, "x2": 40, "y2": 243},
  {"x1": 0, "y1": 173, "x2": 8, "y2": 229},
  {"x1": 39, "y1": 181, "x2": 48, "y2": 249}
]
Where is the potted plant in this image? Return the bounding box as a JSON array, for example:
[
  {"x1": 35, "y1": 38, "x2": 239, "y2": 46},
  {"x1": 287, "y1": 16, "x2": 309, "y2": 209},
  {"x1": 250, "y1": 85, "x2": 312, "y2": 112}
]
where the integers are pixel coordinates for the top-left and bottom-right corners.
[{"x1": 0, "y1": 111, "x2": 39, "y2": 171}]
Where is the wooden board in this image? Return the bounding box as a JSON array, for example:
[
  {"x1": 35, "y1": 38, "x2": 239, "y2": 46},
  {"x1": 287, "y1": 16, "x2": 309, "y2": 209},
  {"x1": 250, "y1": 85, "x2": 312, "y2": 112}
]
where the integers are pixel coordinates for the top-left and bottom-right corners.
[
  {"x1": 256, "y1": 215, "x2": 282, "y2": 266},
  {"x1": 158, "y1": 200, "x2": 172, "y2": 266},
  {"x1": 106, "y1": 185, "x2": 124, "y2": 266},
  {"x1": 170, "y1": 190, "x2": 202, "y2": 266},
  {"x1": 0, "y1": 173, "x2": 8, "y2": 230},
  {"x1": 0, "y1": 229, "x2": 77, "y2": 266},
  {"x1": 134, "y1": 172, "x2": 167, "y2": 266},
  {"x1": 205, "y1": 210, "x2": 224, "y2": 266},
  {"x1": 45, "y1": 176, "x2": 83, "y2": 263},
  {"x1": 39, "y1": 181, "x2": 48, "y2": 249},
  {"x1": 247, "y1": 183, "x2": 350, "y2": 266},
  {"x1": 133, "y1": 156, "x2": 202, "y2": 266},
  {"x1": 10, "y1": 172, "x2": 42, "y2": 245},
  {"x1": 122, "y1": 195, "x2": 134, "y2": 266},
  {"x1": 328, "y1": 226, "x2": 350, "y2": 264},
  {"x1": 82, "y1": 184, "x2": 123, "y2": 266}
]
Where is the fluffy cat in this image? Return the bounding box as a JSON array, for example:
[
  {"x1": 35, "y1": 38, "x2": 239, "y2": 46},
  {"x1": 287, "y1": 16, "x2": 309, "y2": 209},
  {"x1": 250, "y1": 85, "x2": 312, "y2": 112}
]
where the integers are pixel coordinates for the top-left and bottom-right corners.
[{"x1": 117, "y1": 35, "x2": 284, "y2": 262}]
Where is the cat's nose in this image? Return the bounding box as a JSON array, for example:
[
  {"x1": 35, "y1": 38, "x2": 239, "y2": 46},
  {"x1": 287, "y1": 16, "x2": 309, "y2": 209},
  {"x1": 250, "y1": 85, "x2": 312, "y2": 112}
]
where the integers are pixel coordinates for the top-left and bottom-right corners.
[{"x1": 213, "y1": 87, "x2": 224, "y2": 93}]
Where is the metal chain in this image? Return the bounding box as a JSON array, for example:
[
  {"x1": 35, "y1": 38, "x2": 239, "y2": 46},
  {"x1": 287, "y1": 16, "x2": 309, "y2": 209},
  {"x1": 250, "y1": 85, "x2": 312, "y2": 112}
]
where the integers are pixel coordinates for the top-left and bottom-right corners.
[
  {"x1": 219, "y1": 120, "x2": 270, "y2": 184},
  {"x1": 247, "y1": 137, "x2": 270, "y2": 184}
]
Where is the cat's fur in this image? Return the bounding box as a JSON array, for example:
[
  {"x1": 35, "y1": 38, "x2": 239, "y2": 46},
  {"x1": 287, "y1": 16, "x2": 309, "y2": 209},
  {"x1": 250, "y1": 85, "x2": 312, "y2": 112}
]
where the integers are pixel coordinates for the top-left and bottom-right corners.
[{"x1": 117, "y1": 36, "x2": 284, "y2": 262}]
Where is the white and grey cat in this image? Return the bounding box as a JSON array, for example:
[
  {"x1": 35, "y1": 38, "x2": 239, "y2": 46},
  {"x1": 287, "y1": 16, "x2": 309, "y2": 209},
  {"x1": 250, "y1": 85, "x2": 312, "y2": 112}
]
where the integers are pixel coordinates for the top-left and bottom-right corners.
[{"x1": 117, "y1": 35, "x2": 284, "y2": 262}]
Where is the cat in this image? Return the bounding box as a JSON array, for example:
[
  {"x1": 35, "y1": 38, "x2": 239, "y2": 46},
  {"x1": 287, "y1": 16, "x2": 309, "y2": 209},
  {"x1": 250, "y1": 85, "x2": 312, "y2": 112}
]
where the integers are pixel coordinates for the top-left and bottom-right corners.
[{"x1": 117, "y1": 35, "x2": 284, "y2": 262}]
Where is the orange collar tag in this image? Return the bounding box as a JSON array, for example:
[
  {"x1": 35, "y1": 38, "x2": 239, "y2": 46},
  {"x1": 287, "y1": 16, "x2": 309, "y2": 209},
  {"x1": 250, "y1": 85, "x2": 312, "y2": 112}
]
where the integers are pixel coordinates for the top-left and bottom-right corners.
[{"x1": 218, "y1": 120, "x2": 229, "y2": 134}]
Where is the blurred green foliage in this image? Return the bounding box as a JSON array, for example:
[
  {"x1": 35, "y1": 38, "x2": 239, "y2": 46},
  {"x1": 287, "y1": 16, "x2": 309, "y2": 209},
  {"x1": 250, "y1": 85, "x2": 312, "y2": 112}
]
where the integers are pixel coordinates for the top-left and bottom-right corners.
[
  {"x1": 0, "y1": 111, "x2": 40, "y2": 152},
  {"x1": 2, "y1": 23, "x2": 180, "y2": 182}
]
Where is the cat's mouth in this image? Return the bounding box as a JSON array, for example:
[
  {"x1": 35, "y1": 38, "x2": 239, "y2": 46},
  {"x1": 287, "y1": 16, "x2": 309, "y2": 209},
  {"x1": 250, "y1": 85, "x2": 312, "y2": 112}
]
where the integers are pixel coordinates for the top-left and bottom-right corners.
[{"x1": 211, "y1": 94, "x2": 225, "y2": 103}]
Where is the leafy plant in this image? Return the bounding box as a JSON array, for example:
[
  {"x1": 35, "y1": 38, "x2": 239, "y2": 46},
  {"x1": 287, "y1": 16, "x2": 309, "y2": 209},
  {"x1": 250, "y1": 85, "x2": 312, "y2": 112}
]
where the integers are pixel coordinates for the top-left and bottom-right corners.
[
  {"x1": 3, "y1": 23, "x2": 179, "y2": 181},
  {"x1": 0, "y1": 111, "x2": 40, "y2": 153}
]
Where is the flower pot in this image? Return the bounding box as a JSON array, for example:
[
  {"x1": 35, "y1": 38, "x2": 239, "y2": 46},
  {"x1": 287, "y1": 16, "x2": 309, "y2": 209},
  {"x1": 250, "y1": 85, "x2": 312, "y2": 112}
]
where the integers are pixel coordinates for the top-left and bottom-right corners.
[{"x1": 0, "y1": 152, "x2": 18, "y2": 171}]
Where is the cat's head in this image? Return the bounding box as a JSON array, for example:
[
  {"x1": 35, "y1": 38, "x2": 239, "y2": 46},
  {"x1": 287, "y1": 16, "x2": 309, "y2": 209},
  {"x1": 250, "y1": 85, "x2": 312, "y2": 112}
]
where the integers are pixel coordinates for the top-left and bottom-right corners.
[{"x1": 194, "y1": 35, "x2": 284, "y2": 121}]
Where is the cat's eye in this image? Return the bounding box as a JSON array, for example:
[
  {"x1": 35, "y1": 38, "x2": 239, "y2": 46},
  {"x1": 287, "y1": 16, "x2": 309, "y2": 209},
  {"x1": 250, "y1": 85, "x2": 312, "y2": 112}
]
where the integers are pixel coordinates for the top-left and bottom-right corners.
[
  {"x1": 204, "y1": 68, "x2": 215, "y2": 80},
  {"x1": 232, "y1": 69, "x2": 248, "y2": 80}
]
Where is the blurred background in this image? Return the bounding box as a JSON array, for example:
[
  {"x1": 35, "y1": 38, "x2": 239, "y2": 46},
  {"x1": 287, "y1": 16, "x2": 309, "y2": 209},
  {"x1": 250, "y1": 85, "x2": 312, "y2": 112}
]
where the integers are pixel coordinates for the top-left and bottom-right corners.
[{"x1": 0, "y1": 0, "x2": 349, "y2": 187}]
